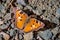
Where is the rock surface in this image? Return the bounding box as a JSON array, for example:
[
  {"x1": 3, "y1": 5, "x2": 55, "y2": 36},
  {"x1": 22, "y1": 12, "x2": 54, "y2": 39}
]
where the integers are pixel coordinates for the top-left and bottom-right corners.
[{"x1": 0, "y1": 0, "x2": 60, "y2": 40}]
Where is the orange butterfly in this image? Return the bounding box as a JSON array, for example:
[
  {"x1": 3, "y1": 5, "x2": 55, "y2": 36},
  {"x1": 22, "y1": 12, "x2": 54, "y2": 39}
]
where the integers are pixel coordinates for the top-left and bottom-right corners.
[{"x1": 15, "y1": 9, "x2": 45, "y2": 33}]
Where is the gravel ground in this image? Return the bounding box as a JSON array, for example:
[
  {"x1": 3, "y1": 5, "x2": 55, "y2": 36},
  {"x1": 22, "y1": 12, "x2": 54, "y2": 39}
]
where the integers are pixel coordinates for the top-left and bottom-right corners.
[{"x1": 0, "y1": 0, "x2": 60, "y2": 40}]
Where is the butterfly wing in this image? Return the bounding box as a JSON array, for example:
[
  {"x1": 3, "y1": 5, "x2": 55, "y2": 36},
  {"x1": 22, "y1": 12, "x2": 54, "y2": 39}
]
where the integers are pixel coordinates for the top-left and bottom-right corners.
[
  {"x1": 15, "y1": 10, "x2": 28, "y2": 29},
  {"x1": 23, "y1": 18, "x2": 45, "y2": 33}
]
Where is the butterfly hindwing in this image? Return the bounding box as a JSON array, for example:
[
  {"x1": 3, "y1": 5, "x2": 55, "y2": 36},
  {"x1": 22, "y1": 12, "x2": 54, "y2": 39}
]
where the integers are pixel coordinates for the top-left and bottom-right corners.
[{"x1": 23, "y1": 18, "x2": 45, "y2": 33}]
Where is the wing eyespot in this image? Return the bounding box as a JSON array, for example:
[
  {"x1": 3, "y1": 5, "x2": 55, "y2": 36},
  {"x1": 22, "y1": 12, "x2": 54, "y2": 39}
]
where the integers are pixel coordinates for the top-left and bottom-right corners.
[
  {"x1": 36, "y1": 20, "x2": 38, "y2": 23},
  {"x1": 20, "y1": 19, "x2": 22, "y2": 21}
]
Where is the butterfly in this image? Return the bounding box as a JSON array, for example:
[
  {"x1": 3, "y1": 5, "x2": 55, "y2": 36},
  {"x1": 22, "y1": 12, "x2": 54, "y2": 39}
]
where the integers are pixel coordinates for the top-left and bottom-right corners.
[{"x1": 15, "y1": 9, "x2": 45, "y2": 33}]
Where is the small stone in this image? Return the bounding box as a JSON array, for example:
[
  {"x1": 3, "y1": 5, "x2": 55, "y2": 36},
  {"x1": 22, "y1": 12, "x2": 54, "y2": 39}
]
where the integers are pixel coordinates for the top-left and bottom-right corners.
[
  {"x1": 58, "y1": 34, "x2": 60, "y2": 39},
  {"x1": 17, "y1": 0, "x2": 26, "y2": 6},
  {"x1": 24, "y1": 32, "x2": 33, "y2": 40},
  {"x1": 17, "y1": 4, "x2": 23, "y2": 9},
  {"x1": 6, "y1": 0, "x2": 10, "y2": 3},
  {"x1": 56, "y1": 8, "x2": 60, "y2": 14},
  {"x1": 0, "y1": 4, "x2": 5, "y2": 11},
  {"x1": 19, "y1": 34, "x2": 23, "y2": 40},
  {"x1": 37, "y1": 36, "x2": 43, "y2": 40},
  {"x1": 0, "y1": 34, "x2": 3, "y2": 40},
  {"x1": 0, "y1": 13, "x2": 4, "y2": 17},
  {"x1": 51, "y1": 27, "x2": 59, "y2": 35},
  {"x1": 0, "y1": 24, "x2": 9, "y2": 30},
  {"x1": 0, "y1": 4, "x2": 5, "y2": 14},
  {"x1": 38, "y1": 29, "x2": 53, "y2": 40},
  {"x1": 15, "y1": 34, "x2": 19, "y2": 40},
  {"x1": 51, "y1": 27, "x2": 59, "y2": 40},
  {"x1": 0, "y1": 20, "x2": 4, "y2": 25},
  {"x1": 4, "y1": 13, "x2": 11, "y2": 21},
  {"x1": 0, "y1": 32, "x2": 10, "y2": 40},
  {"x1": 51, "y1": 17, "x2": 59, "y2": 25},
  {"x1": 33, "y1": 10, "x2": 40, "y2": 15},
  {"x1": 56, "y1": 8, "x2": 60, "y2": 18},
  {"x1": 8, "y1": 29, "x2": 16, "y2": 37},
  {"x1": 24, "y1": 5, "x2": 32, "y2": 10},
  {"x1": 11, "y1": 23, "x2": 15, "y2": 28}
]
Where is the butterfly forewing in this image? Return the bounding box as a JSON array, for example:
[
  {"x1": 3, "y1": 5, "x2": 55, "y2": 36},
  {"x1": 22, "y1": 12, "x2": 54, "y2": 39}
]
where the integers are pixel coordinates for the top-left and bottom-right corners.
[{"x1": 15, "y1": 10, "x2": 28, "y2": 29}]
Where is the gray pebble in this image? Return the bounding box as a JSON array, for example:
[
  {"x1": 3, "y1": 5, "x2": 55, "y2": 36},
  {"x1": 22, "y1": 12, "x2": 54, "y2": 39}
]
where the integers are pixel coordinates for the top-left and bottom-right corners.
[
  {"x1": 51, "y1": 27, "x2": 60, "y2": 40},
  {"x1": 38, "y1": 29, "x2": 53, "y2": 40},
  {"x1": 0, "y1": 4, "x2": 5, "y2": 11},
  {"x1": 17, "y1": 0, "x2": 26, "y2": 6},
  {"x1": 0, "y1": 32, "x2": 10, "y2": 40},
  {"x1": 11, "y1": 23, "x2": 15, "y2": 28},
  {"x1": 24, "y1": 32, "x2": 33, "y2": 40},
  {"x1": 19, "y1": 34, "x2": 23, "y2": 40},
  {"x1": 0, "y1": 24, "x2": 9, "y2": 30},
  {"x1": 0, "y1": 34, "x2": 3, "y2": 40},
  {"x1": 51, "y1": 17, "x2": 59, "y2": 25},
  {"x1": 51, "y1": 27, "x2": 59, "y2": 35},
  {"x1": 8, "y1": 29, "x2": 16, "y2": 37},
  {"x1": 56, "y1": 8, "x2": 60, "y2": 18},
  {"x1": 0, "y1": 20, "x2": 4, "y2": 25},
  {"x1": 56, "y1": 8, "x2": 60, "y2": 14},
  {"x1": 4, "y1": 13, "x2": 11, "y2": 21}
]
